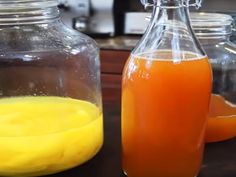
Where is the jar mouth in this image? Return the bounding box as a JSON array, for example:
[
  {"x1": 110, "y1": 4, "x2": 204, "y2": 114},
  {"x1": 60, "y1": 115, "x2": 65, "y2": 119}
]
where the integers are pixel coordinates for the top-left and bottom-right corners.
[
  {"x1": 190, "y1": 12, "x2": 233, "y2": 27},
  {"x1": 0, "y1": 0, "x2": 60, "y2": 25},
  {"x1": 0, "y1": 0, "x2": 58, "y2": 9},
  {"x1": 190, "y1": 12, "x2": 233, "y2": 37}
]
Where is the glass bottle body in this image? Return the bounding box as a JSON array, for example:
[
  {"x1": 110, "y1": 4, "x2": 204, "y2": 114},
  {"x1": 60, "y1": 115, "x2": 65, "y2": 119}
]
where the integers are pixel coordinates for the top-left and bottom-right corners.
[
  {"x1": 122, "y1": 1, "x2": 212, "y2": 177},
  {"x1": 0, "y1": 1, "x2": 103, "y2": 176}
]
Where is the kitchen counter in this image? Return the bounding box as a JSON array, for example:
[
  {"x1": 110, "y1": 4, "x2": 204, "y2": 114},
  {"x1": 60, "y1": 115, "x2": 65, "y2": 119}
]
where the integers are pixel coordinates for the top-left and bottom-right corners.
[
  {"x1": 45, "y1": 104, "x2": 236, "y2": 177},
  {"x1": 95, "y1": 36, "x2": 140, "y2": 51}
]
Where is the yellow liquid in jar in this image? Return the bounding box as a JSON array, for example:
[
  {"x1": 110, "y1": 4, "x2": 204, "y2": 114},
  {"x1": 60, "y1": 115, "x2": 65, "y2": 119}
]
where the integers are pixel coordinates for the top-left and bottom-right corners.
[{"x1": 0, "y1": 96, "x2": 103, "y2": 177}]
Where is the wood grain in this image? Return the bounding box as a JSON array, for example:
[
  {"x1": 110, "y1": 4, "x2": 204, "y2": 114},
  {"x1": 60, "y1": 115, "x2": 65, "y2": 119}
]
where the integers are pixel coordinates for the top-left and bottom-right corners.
[
  {"x1": 100, "y1": 50, "x2": 129, "y2": 74},
  {"x1": 101, "y1": 74, "x2": 122, "y2": 106},
  {"x1": 100, "y1": 49, "x2": 129, "y2": 105}
]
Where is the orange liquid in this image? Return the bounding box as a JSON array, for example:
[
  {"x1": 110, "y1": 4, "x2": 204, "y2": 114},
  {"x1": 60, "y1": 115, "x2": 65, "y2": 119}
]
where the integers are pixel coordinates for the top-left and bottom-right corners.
[
  {"x1": 122, "y1": 51, "x2": 212, "y2": 177},
  {"x1": 206, "y1": 94, "x2": 236, "y2": 143}
]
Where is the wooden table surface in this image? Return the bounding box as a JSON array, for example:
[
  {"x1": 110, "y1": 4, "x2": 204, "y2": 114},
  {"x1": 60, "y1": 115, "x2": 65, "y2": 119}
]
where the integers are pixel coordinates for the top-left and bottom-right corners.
[{"x1": 46, "y1": 104, "x2": 236, "y2": 177}]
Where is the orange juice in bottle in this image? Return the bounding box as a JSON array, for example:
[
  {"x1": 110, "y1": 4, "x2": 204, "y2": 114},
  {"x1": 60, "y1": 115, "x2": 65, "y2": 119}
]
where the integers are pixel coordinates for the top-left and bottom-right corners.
[
  {"x1": 122, "y1": 51, "x2": 212, "y2": 177},
  {"x1": 122, "y1": 0, "x2": 212, "y2": 177}
]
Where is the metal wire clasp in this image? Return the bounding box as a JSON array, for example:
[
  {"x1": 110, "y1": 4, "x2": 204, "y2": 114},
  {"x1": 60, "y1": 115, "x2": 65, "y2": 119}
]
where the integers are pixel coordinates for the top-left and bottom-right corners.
[
  {"x1": 140, "y1": 0, "x2": 155, "y2": 9},
  {"x1": 182, "y1": 0, "x2": 202, "y2": 9},
  {"x1": 140, "y1": 0, "x2": 203, "y2": 9}
]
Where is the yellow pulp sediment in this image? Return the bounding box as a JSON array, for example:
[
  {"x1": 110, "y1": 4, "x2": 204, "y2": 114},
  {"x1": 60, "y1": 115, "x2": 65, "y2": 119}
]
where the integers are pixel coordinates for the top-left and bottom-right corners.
[{"x1": 0, "y1": 96, "x2": 103, "y2": 176}]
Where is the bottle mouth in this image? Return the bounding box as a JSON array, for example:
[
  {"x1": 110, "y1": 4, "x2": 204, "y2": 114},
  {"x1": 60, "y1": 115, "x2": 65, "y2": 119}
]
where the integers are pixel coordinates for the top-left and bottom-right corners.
[
  {"x1": 190, "y1": 12, "x2": 234, "y2": 37},
  {"x1": 140, "y1": 0, "x2": 202, "y2": 9},
  {"x1": 0, "y1": 0, "x2": 58, "y2": 9}
]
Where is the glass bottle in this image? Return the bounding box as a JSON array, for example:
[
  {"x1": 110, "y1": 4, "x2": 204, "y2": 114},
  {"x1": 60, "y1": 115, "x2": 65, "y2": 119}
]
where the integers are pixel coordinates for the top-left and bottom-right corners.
[
  {"x1": 122, "y1": 1, "x2": 212, "y2": 177},
  {"x1": 0, "y1": 0, "x2": 103, "y2": 176},
  {"x1": 191, "y1": 12, "x2": 236, "y2": 143}
]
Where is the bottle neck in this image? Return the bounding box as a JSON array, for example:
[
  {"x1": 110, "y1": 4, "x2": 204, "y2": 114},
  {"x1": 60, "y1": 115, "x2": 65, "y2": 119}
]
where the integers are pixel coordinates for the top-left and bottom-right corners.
[
  {"x1": 0, "y1": 0, "x2": 60, "y2": 25},
  {"x1": 156, "y1": 0, "x2": 184, "y2": 8},
  {"x1": 152, "y1": 1, "x2": 202, "y2": 53},
  {"x1": 134, "y1": 0, "x2": 206, "y2": 59},
  {"x1": 155, "y1": 0, "x2": 191, "y2": 21}
]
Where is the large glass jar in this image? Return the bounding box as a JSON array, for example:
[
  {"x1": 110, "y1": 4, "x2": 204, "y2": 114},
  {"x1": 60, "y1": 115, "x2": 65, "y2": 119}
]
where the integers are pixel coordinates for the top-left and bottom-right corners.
[
  {"x1": 0, "y1": 0, "x2": 103, "y2": 176},
  {"x1": 191, "y1": 12, "x2": 236, "y2": 143}
]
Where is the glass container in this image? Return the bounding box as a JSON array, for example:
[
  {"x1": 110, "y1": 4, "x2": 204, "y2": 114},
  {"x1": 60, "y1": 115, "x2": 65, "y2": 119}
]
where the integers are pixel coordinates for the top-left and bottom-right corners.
[
  {"x1": 122, "y1": 0, "x2": 212, "y2": 177},
  {"x1": 0, "y1": 0, "x2": 103, "y2": 176},
  {"x1": 191, "y1": 12, "x2": 236, "y2": 143}
]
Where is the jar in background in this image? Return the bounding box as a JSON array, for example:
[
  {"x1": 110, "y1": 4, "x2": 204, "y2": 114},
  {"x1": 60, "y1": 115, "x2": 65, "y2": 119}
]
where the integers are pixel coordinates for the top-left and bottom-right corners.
[
  {"x1": 191, "y1": 12, "x2": 236, "y2": 143},
  {"x1": 0, "y1": 0, "x2": 103, "y2": 176},
  {"x1": 191, "y1": 12, "x2": 236, "y2": 102}
]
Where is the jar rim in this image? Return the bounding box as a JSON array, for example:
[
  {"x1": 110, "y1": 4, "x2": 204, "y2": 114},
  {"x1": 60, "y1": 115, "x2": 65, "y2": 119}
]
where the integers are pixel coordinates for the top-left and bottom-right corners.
[
  {"x1": 190, "y1": 12, "x2": 233, "y2": 37},
  {"x1": 0, "y1": 0, "x2": 58, "y2": 9},
  {"x1": 190, "y1": 12, "x2": 233, "y2": 28}
]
